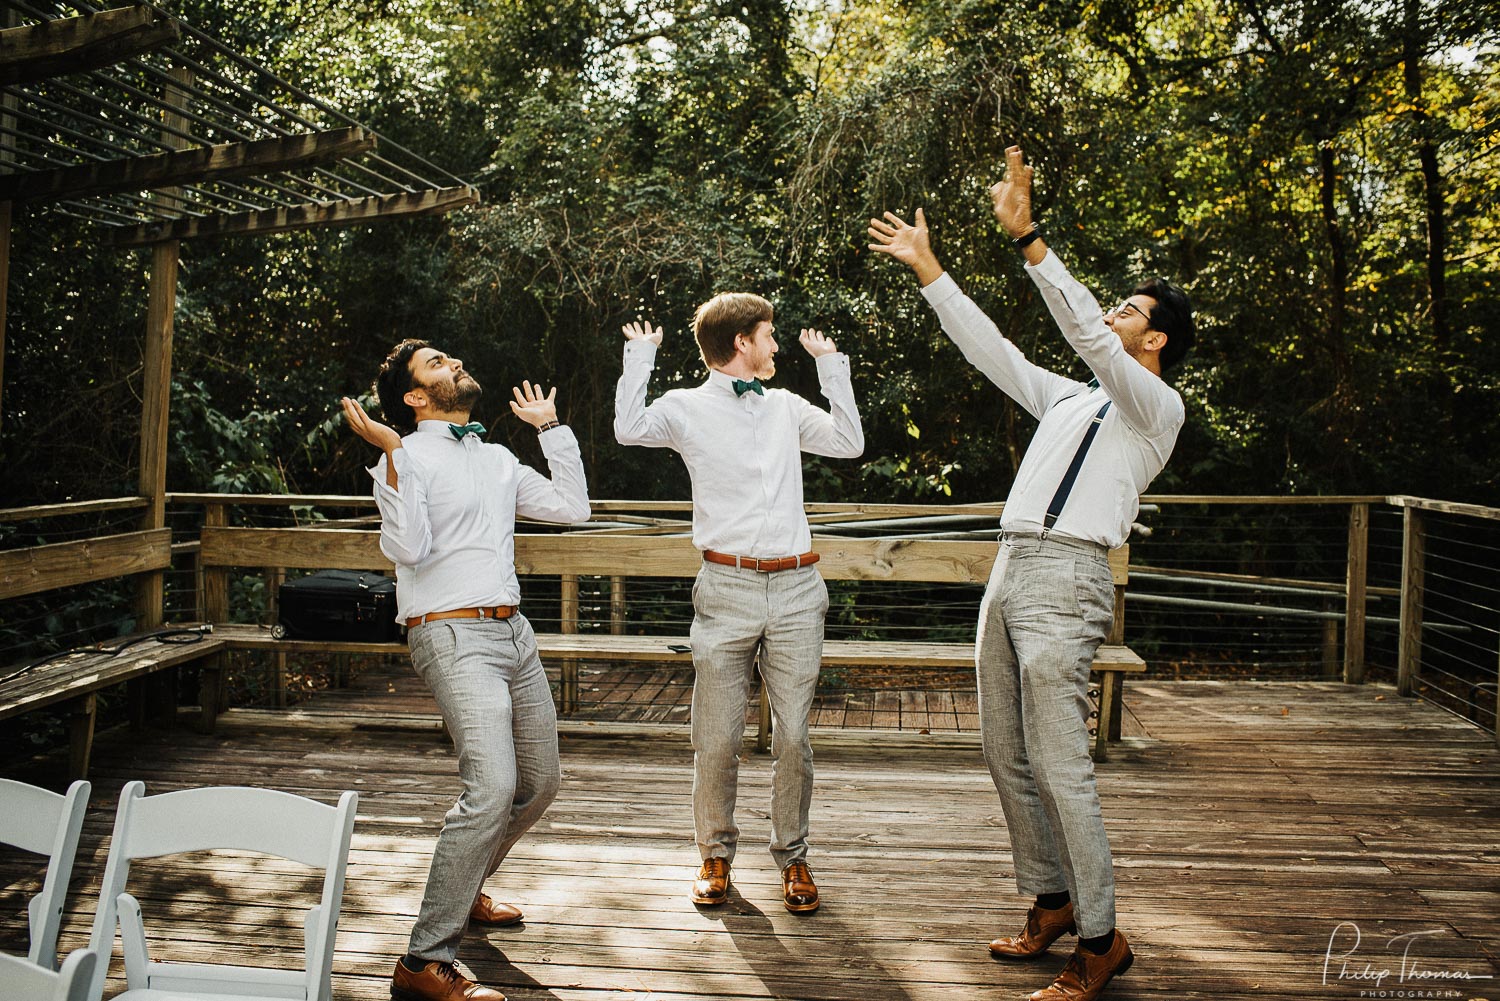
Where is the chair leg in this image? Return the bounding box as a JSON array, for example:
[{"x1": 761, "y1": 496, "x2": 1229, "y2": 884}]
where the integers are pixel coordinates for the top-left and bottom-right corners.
[
  {"x1": 1109, "y1": 673, "x2": 1126, "y2": 741},
  {"x1": 68, "y1": 693, "x2": 97, "y2": 781},
  {"x1": 198, "y1": 653, "x2": 223, "y2": 734}
]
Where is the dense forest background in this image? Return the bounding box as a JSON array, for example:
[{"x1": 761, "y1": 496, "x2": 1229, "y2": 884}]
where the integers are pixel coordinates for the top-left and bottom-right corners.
[{"x1": 4, "y1": 0, "x2": 1498, "y2": 507}]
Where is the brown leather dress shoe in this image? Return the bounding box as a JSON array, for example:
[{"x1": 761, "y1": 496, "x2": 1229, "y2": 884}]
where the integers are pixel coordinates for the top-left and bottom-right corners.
[
  {"x1": 391, "y1": 958, "x2": 507, "y2": 1001},
  {"x1": 468, "y1": 892, "x2": 523, "y2": 926},
  {"x1": 989, "y1": 901, "x2": 1077, "y2": 959},
  {"x1": 691, "y1": 857, "x2": 731, "y2": 905},
  {"x1": 781, "y1": 860, "x2": 820, "y2": 913},
  {"x1": 1028, "y1": 930, "x2": 1134, "y2": 1001}
]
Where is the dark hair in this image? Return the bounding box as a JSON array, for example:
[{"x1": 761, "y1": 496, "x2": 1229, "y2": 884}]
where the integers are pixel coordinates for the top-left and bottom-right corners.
[
  {"x1": 693, "y1": 292, "x2": 773, "y2": 368},
  {"x1": 1133, "y1": 277, "x2": 1194, "y2": 371},
  {"x1": 373, "y1": 338, "x2": 430, "y2": 434}
]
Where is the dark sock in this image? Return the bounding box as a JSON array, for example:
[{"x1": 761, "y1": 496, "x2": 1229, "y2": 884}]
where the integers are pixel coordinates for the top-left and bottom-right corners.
[
  {"x1": 1080, "y1": 931, "x2": 1116, "y2": 954},
  {"x1": 400, "y1": 955, "x2": 429, "y2": 972},
  {"x1": 1036, "y1": 891, "x2": 1071, "y2": 911}
]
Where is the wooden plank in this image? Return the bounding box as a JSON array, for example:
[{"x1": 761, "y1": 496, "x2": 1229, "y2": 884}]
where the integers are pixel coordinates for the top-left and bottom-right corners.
[
  {"x1": 1385, "y1": 494, "x2": 1500, "y2": 521},
  {"x1": 133, "y1": 237, "x2": 177, "y2": 629},
  {"x1": 104, "y1": 185, "x2": 480, "y2": 246},
  {"x1": 0, "y1": 528, "x2": 171, "y2": 599},
  {"x1": 0, "y1": 5, "x2": 179, "y2": 86},
  {"x1": 0, "y1": 629, "x2": 221, "y2": 718},
  {"x1": 1397, "y1": 508, "x2": 1425, "y2": 696},
  {"x1": 199, "y1": 527, "x2": 1128, "y2": 586},
  {"x1": 0, "y1": 127, "x2": 376, "y2": 203},
  {"x1": 1343, "y1": 502, "x2": 1369, "y2": 684},
  {"x1": 0, "y1": 495, "x2": 149, "y2": 522},
  {"x1": 167, "y1": 492, "x2": 378, "y2": 508},
  {"x1": 1141, "y1": 494, "x2": 1387, "y2": 505}
]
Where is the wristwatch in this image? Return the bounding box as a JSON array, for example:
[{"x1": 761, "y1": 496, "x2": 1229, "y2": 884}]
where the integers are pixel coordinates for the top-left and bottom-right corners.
[{"x1": 1012, "y1": 225, "x2": 1042, "y2": 250}]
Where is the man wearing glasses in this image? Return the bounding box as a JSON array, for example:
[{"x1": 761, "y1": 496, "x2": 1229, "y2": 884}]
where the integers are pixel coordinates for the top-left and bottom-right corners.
[{"x1": 868, "y1": 146, "x2": 1194, "y2": 1001}]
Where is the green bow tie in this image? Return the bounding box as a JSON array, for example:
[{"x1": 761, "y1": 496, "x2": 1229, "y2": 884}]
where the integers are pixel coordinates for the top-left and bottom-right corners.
[
  {"x1": 732, "y1": 378, "x2": 764, "y2": 397},
  {"x1": 448, "y1": 421, "x2": 487, "y2": 440}
]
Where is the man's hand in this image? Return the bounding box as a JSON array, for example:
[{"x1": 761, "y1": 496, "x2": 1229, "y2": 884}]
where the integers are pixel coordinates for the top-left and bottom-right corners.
[
  {"x1": 867, "y1": 209, "x2": 943, "y2": 287},
  {"x1": 800, "y1": 328, "x2": 838, "y2": 358},
  {"x1": 510, "y1": 380, "x2": 559, "y2": 428},
  {"x1": 622, "y1": 319, "x2": 663, "y2": 346},
  {"x1": 342, "y1": 396, "x2": 401, "y2": 453},
  {"x1": 990, "y1": 145, "x2": 1035, "y2": 238}
]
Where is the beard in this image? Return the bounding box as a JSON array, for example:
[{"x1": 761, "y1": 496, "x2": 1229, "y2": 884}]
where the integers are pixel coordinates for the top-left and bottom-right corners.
[{"x1": 427, "y1": 371, "x2": 483, "y2": 412}]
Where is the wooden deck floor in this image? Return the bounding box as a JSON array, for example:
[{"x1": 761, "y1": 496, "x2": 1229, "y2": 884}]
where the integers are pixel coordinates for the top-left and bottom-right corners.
[{"x1": 3, "y1": 680, "x2": 1498, "y2": 1001}]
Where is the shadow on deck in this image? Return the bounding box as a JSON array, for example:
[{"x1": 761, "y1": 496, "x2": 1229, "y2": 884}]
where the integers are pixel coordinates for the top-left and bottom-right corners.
[{"x1": 3, "y1": 680, "x2": 1498, "y2": 1000}]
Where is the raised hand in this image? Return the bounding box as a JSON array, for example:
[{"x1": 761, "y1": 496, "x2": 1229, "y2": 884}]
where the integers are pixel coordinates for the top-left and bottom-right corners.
[
  {"x1": 622, "y1": 319, "x2": 664, "y2": 346},
  {"x1": 341, "y1": 396, "x2": 401, "y2": 453},
  {"x1": 868, "y1": 208, "x2": 942, "y2": 286},
  {"x1": 990, "y1": 145, "x2": 1035, "y2": 238},
  {"x1": 510, "y1": 380, "x2": 559, "y2": 428},
  {"x1": 800, "y1": 328, "x2": 838, "y2": 358}
]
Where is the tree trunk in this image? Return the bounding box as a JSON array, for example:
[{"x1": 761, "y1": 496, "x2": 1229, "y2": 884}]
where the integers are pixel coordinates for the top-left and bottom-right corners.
[
  {"x1": 1403, "y1": 0, "x2": 1449, "y2": 352},
  {"x1": 1319, "y1": 140, "x2": 1351, "y2": 401}
]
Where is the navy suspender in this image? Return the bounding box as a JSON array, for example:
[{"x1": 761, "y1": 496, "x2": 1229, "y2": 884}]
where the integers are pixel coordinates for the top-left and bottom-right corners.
[{"x1": 1041, "y1": 400, "x2": 1112, "y2": 539}]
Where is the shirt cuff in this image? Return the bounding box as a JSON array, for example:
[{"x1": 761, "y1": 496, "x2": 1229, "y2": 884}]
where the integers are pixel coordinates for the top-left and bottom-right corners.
[
  {"x1": 366, "y1": 448, "x2": 409, "y2": 497},
  {"x1": 623, "y1": 339, "x2": 658, "y2": 365},
  {"x1": 815, "y1": 351, "x2": 850, "y2": 380},
  {"x1": 1023, "y1": 249, "x2": 1068, "y2": 287},
  {"x1": 537, "y1": 423, "x2": 578, "y2": 453},
  {"x1": 919, "y1": 271, "x2": 962, "y2": 307}
]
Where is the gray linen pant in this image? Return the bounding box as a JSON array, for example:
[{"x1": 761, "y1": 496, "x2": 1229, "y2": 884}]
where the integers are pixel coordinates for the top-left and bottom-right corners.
[
  {"x1": 405, "y1": 614, "x2": 561, "y2": 963},
  {"x1": 689, "y1": 562, "x2": 828, "y2": 869},
  {"x1": 977, "y1": 532, "x2": 1119, "y2": 938}
]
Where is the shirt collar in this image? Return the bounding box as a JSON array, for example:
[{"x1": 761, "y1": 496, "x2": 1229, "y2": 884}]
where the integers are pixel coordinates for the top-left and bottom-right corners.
[{"x1": 417, "y1": 419, "x2": 461, "y2": 437}]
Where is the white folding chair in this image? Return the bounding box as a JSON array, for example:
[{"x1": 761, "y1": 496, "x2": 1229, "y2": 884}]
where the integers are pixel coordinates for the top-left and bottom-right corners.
[
  {"x1": 85, "y1": 782, "x2": 358, "y2": 1001},
  {"x1": 0, "y1": 948, "x2": 99, "y2": 1001},
  {"x1": 0, "y1": 778, "x2": 91, "y2": 969}
]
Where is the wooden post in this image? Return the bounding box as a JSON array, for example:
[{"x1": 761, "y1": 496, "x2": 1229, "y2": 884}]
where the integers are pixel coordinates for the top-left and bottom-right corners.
[
  {"x1": 1321, "y1": 606, "x2": 1341, "y2": 678},
  {"x1": 560, "y1": 575, "x2": 579, "y2": 714},
  {"x1": 267, "y1": 566, "x2": 287, "y2": 707},
  {"x1": 67, "y1": 694, "x2": 97, "y2": 781},
  {"x1": 1343, "y1": 502, "x2": 1369, "y2": 684},
  {"x1": 134, "y1": 68, "x2": 190, "y2": 631},
  {"x1": 197, "y1": 502, "x2": 228, "y2": 733},
  {"x1": 0, "y1": 200, "x2": 10, "y2": 444},
  {"x1": 756, "y1": 662, "x2": 771, "y2": 754},
  {"x1": 610, "y1": 576, "x2": 626, "y2": 635},
  {"x1": 1397, "y1": 507, "x2": 1425, "y2": 696}
]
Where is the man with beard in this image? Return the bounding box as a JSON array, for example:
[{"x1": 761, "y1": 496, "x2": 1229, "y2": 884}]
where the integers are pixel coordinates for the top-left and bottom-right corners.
[
  {"x1": 342, "y1": 340, "x2": 590, "y2": 1001},
  {"x1": 613, "y1": 296, "x2": 863, "y2": 913},
  {"x1": 868, "y1": 146, "x2": 1194, "y2": 1001}
]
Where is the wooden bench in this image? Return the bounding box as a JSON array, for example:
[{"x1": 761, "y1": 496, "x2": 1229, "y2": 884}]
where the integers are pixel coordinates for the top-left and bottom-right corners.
[
  {"x1": 0, "y1": 527, "x2": 229, "y2": 779},
  {"x1": 201, "y1": 529, "x2": 1145, "y2": 761}
]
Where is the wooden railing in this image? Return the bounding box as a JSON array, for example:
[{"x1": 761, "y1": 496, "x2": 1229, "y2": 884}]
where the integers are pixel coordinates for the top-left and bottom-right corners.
[{"x1": 3, "y1": 493, "x2": 1497, "y2": 744}]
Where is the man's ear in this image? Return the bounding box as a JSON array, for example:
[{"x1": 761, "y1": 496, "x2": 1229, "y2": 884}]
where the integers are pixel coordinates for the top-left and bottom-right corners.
[
  {"x1": 733, "y1": 332, "x2": 750, "y2": 356},
  {"x1": 403, "y1": 388, "x2": 427, "y2": 410},
  {"x1": 1145, "y1": 330, "x2": 1168, "y2": 355}
]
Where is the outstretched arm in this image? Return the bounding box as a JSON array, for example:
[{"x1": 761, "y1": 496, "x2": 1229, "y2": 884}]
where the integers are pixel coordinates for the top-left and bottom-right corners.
[
  {"x1": 510, "y1": 381, "x2": 591, "y2": 524},
  {"x1": 613, "y1": 319, "x2": 677, "y2": 447},
  {"x1": 343, "y1": 396, "x2": 433, "y2": 564},
  {"x1": 795, "y1": 328, "x2": 863, "y2": 458},
  {"x1": 990, "y1": 146, "x2": 1049, "y2": 266}
]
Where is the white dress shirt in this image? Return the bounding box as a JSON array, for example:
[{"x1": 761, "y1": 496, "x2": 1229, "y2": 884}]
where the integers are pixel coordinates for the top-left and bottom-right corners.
[
  {"x1": 614, "y1": 341, "x2": 864, "y2": 556},
  {"x1": 920, "y1": 251, "x2": 1184, "y2": 548},
  {"x1": 368, "y1": 421, "x2": 590, "y2": 620}
]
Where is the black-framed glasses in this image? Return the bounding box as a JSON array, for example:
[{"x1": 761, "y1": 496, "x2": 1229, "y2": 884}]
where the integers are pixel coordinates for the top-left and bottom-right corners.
[{"x1": 1107, "y1": 299, "x2": 1151, "y2": 324}]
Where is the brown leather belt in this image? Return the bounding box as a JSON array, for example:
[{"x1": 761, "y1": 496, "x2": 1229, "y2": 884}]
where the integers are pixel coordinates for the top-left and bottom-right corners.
[
  {"x1": 406, "y1": 605, "x2": 517, "y2": 629},
  {"x1": 702, "y1": 550, "x2": 820, "y2": 573}
]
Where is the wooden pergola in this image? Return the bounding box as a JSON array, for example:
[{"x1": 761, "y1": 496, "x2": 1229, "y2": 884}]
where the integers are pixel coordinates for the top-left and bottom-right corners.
[{"x1": 0, "y1": 0, "x2": 479, "y2": 630}]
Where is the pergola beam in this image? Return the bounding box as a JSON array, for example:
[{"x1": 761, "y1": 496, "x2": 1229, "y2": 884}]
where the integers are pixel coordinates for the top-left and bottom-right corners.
[
  {"x1": 0, "y1": 6, "x2": 180, "y2": 86},
  {"x1": 0, "y1": 126, "x2": 377, "y2": 203},
  {"x1": 103, "y1": 184, "x2": 480, "y2": 245}
]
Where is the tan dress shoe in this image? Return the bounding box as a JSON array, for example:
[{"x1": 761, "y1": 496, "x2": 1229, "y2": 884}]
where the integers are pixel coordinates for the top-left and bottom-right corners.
[
  {"x1": 468, "y1": 892, "x2": 523, "y2": 926},
  {"x1": 391, "y1": 958, "x2": 507, "y2": 1001},
  {"x1": 781, "y1": 860, "x2": 820, "y2": 913},
  {"x1": 989, "y1": 901, "x2": 1077, "y2": 959},
  {"x1": 1028, "y1": 930, "x2": 1134, "y2": 1001},
  {"x1": 691, "y1": 857, "x2": 731, "y2": 905}
]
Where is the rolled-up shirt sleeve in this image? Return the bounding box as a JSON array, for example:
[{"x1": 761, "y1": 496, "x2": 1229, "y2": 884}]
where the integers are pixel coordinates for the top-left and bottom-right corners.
[
  {"x1": 515, "y1": 425, "x2": 591, "y2": 524},
  {"x1": 1025, "y1": 251, "x2": 1182, "y2": 439},
  {"x1": 797, "y1": 352, "x2": 864, "y2": 458},
  {"x1": 369, "y1": 448, "x2": 432, "y2": 565}
]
